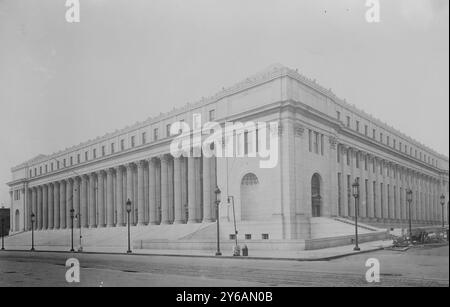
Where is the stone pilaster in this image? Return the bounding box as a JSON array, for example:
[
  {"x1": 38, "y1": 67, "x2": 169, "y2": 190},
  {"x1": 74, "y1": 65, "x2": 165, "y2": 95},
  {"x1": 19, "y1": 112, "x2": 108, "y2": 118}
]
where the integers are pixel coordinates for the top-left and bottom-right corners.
[
  {"x1": 148, "y1": 158, "x2": 158, "y2": 225},
  {"x1": 53, "y1": 182, "x2": 60, "y2": 229}
]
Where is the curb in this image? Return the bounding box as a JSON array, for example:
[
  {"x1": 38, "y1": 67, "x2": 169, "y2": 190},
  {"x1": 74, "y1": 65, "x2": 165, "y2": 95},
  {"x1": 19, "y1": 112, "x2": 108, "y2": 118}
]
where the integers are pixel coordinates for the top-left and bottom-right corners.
[{"x1": 0, "y1": 246, "x2": 388, "y2": 262}]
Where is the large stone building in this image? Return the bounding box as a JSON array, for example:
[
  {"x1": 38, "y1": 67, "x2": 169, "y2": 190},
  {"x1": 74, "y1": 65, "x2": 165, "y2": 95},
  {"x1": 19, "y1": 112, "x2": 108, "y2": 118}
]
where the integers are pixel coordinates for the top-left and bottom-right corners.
[{"x1": 7, "y1": 65, "x2": 449, "y2": 245}]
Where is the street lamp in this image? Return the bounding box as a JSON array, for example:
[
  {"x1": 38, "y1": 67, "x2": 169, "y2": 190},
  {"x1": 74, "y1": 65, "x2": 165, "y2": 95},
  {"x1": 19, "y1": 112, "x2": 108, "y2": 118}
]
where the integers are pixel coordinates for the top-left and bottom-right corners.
[
  {"x1": 31, "y1": 213, "x2": 36, "y2": 251},
  {"x1": 126, "y1": 199, "x2": 132, "y2": 254},
  {"x1": 1, "y1": 218, "x2": 5, "y2": 251},
  {"x1": 227, "y1": 196, "x2": 239, "y2": 256},
  {"x1": 440, "y1": 194, "x2": 445, "y2": 228},
  {"x1": 70, "y1": 208, "x2": 75, "y2": 252},
  {"x1": 75, "y1": 213, "x2": 83, "y2": 252},
  {"x1": 406, "y1": 189, "x2": 413, "y2": 245},
  {"x1": 214, "y1": 186, "x2": 222, "y2": 256},
  {"x1": 352, "y1": 179, "x2": 360, "y2": 251}
]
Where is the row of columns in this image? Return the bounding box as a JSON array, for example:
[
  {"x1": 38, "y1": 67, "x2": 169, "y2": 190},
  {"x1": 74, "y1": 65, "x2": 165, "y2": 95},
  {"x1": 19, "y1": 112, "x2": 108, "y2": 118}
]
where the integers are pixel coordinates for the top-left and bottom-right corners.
[
  {"x1": 25, "y1": 155, "x2": 217, "y2": 231},
  {"x1": 337, "y1": 144, "x2": 445, "y2": 223}
]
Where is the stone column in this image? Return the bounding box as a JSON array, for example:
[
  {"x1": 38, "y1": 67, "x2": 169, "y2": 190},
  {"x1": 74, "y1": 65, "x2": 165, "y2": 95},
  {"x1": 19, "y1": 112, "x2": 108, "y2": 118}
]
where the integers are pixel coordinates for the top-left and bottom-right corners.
[
  {"x1": 359, "y1": 153, "x2": 366, "y2": 218},
  {"x1": 53, "y1": 183, "x2": 60, "y2": 229},
  {"x1": 148, "y1": 158, "x2": 158, "y2": 225},
  {"x1": 66, "y1": 179, "x2": 73, "y2": 228},
  {"x1": 173, "y1": 157, "x2": 184, "y2": 224},
  {"x1": 137, "y1": 161, "x2": 146, "y2": 225},
  {"x1": 80, "y1": 175, "x2": 88, "y2": 228},
  {"x1": 97, "y1": 171, "x2": 105, "y2": 227},
  {"x1": 42, "y1": 185, "x2": 48, "y2": 230},
  {"x1": 73, "y1": 178, "x2": 80, "y2": 228},
  {"x1": 367, "y1": 155, "x2": 374, "y2": 219},
  {"x1": 48, "y1": 184, "x2": 54, "y2": 230},
  {"x1": 161, "y1": 155, "x2": 171, "y2": 224},
  {"x1": 116, "y1": 166, "x2": 124, "y2": 226},
  {"x1": 340, "y1": 146, "x2": 348, "y2": 217},
  {"x1": 37, "y1": 186, "x2": 43, "y2": 230},
  {"x1": 89, "y1": 173, "x2": 97, "y2": 228},
  {"x1": 202, "y1": 155, "x2": 213, "y2": 222},
  {"x1": 60, "y1": 180, "x2": 66, "y2": 229},
  {"x1": 31, "y1": 188, "x2": 36, "y2": 229},
  {"x1": 187, "y1": 157, "x2": 199, "y2": 223},
  {"x1": 106, "y1": 168, "x2": 115, "y2": 227},
  {"x1": 126, "y1": 163, "x2": 134, "y2": 224}
]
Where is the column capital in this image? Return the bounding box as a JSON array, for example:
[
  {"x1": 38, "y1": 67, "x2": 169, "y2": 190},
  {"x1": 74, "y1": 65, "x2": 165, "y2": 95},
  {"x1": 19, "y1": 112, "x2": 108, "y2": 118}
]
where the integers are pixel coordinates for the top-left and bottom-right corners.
[
  {"x1": 126, "y1": 162, "x2": 135, "y2": 171},
  {"x1": 115, "y1": 165, "x2": 124, "y2": 172},
  {"x1": 137, "y1": 160, "x2": 147, "y2": 168},
  {"x1": 160, "y1": 154, "x2": 172, "y2": 163},
  {"x1": 97, "y1": 170, "x2": 106, "y2": 176},
  {"x1": 106, "y1": 168, "x2": 115, "y2": 175}
]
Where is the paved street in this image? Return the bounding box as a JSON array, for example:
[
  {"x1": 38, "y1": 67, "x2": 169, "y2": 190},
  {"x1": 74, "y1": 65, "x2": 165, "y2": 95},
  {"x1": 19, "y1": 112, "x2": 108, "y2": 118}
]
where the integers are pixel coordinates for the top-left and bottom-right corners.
[{"x1": 0, "y1": 245, "x2": 448, "y2": 287}]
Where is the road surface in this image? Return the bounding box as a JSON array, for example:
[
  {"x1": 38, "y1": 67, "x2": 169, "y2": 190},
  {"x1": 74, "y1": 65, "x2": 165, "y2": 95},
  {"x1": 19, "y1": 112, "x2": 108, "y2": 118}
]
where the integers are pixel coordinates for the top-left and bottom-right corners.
[{"x1": 0, "y1": 245, "x2": 448, "y2": 287}]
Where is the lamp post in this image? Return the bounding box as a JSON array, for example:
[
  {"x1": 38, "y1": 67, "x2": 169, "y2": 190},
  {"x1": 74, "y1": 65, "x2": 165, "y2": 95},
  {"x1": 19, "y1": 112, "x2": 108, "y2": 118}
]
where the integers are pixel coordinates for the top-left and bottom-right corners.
[
  {"x1": 406, "y1": 189, "x2": 413, "y2": 245},
  {"x1": 440, "y1": 194, "x2": 445, "y2": 228},
  {"x1": 215, "y1": 186, "x2": 222, "y2": 256},
  {"x1": 76, "y1": 213, "x2": 83, "y2": 252},
  {"x1": 227, "y1": 196, "x2": 239, "y2": 255},
  {"x1": 31, "y1": 213, "x2": 35, "y2": 251},
  {"x1": 70, "y1": 208, "x2": 75, "y2": 252},
  {"x1": 126, "y1": 199, "x2": 132, "y2": 254},
  {"x1": 352, "y1": 179, "x2": 360, "y2": 251},
  {"x1": 1, "y1": 218, "x2": 5, "y2": 251}
]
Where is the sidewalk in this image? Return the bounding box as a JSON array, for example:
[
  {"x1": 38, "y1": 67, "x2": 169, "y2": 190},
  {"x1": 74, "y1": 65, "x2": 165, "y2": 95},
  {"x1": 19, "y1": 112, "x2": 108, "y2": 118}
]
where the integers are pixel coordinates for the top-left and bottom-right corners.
[{"x1": 1, "y1": 240, "x2": 393, "y2": 261}]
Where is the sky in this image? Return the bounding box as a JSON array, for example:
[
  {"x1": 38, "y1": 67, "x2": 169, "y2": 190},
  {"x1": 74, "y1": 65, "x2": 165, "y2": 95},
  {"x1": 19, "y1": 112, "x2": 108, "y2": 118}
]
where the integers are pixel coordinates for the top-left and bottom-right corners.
[{"x1": 0, "y1": 0, "x2": 448, "y2": 207}]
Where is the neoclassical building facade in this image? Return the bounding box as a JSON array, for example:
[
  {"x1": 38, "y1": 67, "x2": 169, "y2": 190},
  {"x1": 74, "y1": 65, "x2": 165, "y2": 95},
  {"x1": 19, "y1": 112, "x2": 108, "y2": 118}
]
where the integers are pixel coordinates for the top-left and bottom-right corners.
[{"x1": 7, "y1": 65, "x2": 449, "y2": 241}]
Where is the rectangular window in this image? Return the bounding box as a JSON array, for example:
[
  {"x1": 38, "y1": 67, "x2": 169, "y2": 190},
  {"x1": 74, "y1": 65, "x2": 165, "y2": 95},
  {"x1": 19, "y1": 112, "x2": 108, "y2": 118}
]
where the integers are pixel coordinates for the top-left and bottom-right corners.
[
  {"x1": 102, "y1": 146, "x2": 105, "y2": 156},
  {"x1": 77, "y1": 154, "x2": 80, "y2": 163},
  {"x1": 314, "y1": 132, "x2": 319, "y2": 154},
  {"x1": 57, "y1": 161, "x2": 60, "y2": 169},
  {"x1": 39, "y1": 166, "x2": 42, "y2": 174},
  {"x1": 308, "y1": 130, "x2": 312, "y2": 152},
  {"x1": 51, "y1": 163, "x2": 54, "y2": 171},
  {"x1": 380, "y1": 133, "x2": 383, "y2": 143},
  {"x1": 93, "y1": 149, "x2": 97, "y2": 159},
  {"x1": 70, "y1": 157, "x2": 73, "y2": 166},
  {"x1": 63, "y1": 159, "x2": 66, "y2": 167},
  {"x1": 320, "y1": 134, "x2": 324, "y2": 156},
  {"x1": 142, "y1": 132, "x2": 146, "y2": 145},
  {"x1": 245, "y1": 234, "x2": 252, "y2": 240},
  {"x1": 364, "y1": 156, "x2": 368, "y2": 171},
  {"x1": 154, "y1": 128, "x2": 159, "y2": 141},
  {"x1": 34, "y1": 168, "x2": 37, "y2": 176},
  {"x1": 337, "y1": 146, "x2": 341, "y2": 163},
  {"x1": 131, "y1": 136, "x2": 135, "y2": 148},
  {"x1": 166, "y1": 124, "x2": 171, "y2": 137},
  {"x1": 365, "y1": 125, "x2": 368, "y2": 136},
  {"x1": 346, "y1": 116, "x2": 350, "y2": 127},
  {"x1": 356, "y1": 121, "x2": 360, "y2": 132},
  {"x1": 209, "y1": 109, "x2": 215, "y2": 121},
  {"x1": 111, "y1": 143, "x2": 115, "y2": 154},
  {"x1": 85, "y1": 151, "x2": 88, "y2": 161},
  {"x1": 393, "y1": 139, "x2": 396, "y2": 149},
  {"x1": 244, "y1": 131, "x2": 249, "y2": 155},
  {"x1": 336, "y1": 111, "x2": 341, "y2": 121},
  {"x1": 356, "y1": 153, "x2": 359, "y2": 169},
  {"x1": 262, "y1": 234, "x2": 269, "y2": 240},
  {"x1": 121, "y1": 139, "x2": 125, "y2": 150},
  {"x1": 387, "y1": 136, "x2": 390, "y2": 146},
  {"x1": 372, "y1": 129, "x2": 376, "y2": 139}
]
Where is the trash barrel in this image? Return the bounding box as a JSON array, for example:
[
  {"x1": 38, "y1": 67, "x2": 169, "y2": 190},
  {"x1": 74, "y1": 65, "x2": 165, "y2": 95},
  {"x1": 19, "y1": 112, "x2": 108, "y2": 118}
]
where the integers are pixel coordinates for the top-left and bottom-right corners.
[
  {"x1": 242, "y1": 244, "x2": 248, "y2": 257},
  {"x1": 233, "y1": 245, "x2": 241, "y2": 256}
]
